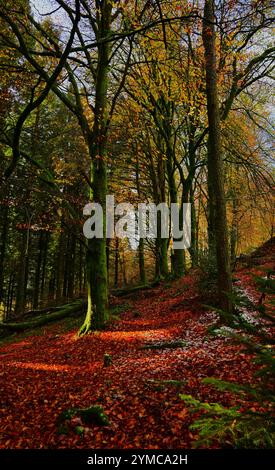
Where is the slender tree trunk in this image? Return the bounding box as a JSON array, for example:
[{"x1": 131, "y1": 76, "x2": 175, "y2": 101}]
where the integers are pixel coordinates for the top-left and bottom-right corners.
[
  {"x1": 40, "y1": 232, "x2": 49, "y2": 304},
  {"x1": 207, "y1": 156, "x2": 216, "y2": 261},
  {"x1": 135, "y1": 154, "x2": 146, "y2": 285},
  {"x1": 230, "y1": 194, "x2": 238, "y2": 266},
  {"x1": 202, "y1": 0, "x2": 232, "y2": 316},
  {"x1": 138, "y1": 237, "x2": 146, "y2": 284},
  {"x1": 166, "y1": 143, "x2": 184, "y2": 278},
  {"x1": 6, "y1": 272, "x2": 15, "y2": 320},
  {"x1": 33, "y1": 231, "x2": 43, "y2": 309},
  {"x1": 106, "y1": 237, "x2": 110, "y2": 279},
  {"x1": 78, "y1": 241, "x2": 83, "y2": 295},
  {"x1": 63, "y1": 231, "x2": 70, "y2": 298},
  {"x1": 0, "y1": 204, "x2": 8, "y2": 318},
  {"x1": 114, "y1": 237, "x2": 119, "y2": 288},
  {"x1": 149, "y1": 140, "x2": 169, "y2": 280},
  {"x1": 155, "y1": 97, "x2": 185, "y2": 278},
  {"x1": 56, "y1": 225, "x2": 65, "y2": 301},
  {"x1": 189, "y1": 184, "x2": 198, "y2": 266},
  {"x1": 155, "y1": 214, "x2": 169, "y2": 279},
  {"x1": 67, "y1": 233, "x2": 76, "y2": 298},
  {"x1": 121, "y1": 246, "x2": 127, "y2": 286},
  {"x1": 15, "y1": 229, "x2": 29, "y2": 316}
]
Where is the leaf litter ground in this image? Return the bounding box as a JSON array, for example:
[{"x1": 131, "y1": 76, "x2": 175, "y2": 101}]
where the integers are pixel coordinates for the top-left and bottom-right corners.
[{"x1": 0, "y1": 251, "x2": 273, "y2": 449}]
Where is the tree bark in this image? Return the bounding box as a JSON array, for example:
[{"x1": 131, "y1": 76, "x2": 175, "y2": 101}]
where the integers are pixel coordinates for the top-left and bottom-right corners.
[
  {"x1": 149, "y1": 138, "x2": 169, "y2": 279},
  {"x1": 189, "y1": 183, "x2": 198, "y2": 266},
  {"x1": 79, "y1": 0, "x2": 112, "y2": 334},
  {"x1": 138, "y1": 237, "x2": 146, "y2": 284},
  {"x1": 33, "y1": 231, "x2": 43, "y2": 309},
  {"x1": 114, "y1": 237, "x2": 119, "y2": 288},
  {"x1": 0, "y1": 204, "x2": 8, "y2": 319},
  {"x1": 55, "y1": 223, "x2": 65, "y2": 302},
  {"x1": 15, "y1": 229, "x2": 29, "y2": 316},
  {"x1": 202, "y1": 0, "x2": 233, "y2": 317},
  {"x1": 67, "y1": 232, "x2": 76, "y2": 298},
  {"x1": 6, "y1": 272, "x2": 15, "y2": 320},
  {"x1": 40, "y1": 231, "x2": 49, "y2": 303},
  {"x1": 230, "y1": 193, "x2": 238, "y2": 266},
  {"x1": 166, "y1": 143, "x2": 185, "y2": 278}
]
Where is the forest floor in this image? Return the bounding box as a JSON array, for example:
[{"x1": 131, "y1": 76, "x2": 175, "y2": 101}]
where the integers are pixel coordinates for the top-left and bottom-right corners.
[{"x1": 0, "y1": 239, "x2": 274, "y2": 449}]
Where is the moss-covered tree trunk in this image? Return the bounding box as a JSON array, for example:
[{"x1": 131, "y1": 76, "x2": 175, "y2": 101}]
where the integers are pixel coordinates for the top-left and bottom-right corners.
[
  {"x1": 0, "y1": 299, "x2": 86, "y2": 337},
  {"x1": 202, "y1": 0, "x2": 232, "y2": 316},
  {"x1": 82, "y1": 159, "x2": 108, "y2": 332},
  {"x1": 79, "y1": 0, "x2": 111, "y2": 334}
]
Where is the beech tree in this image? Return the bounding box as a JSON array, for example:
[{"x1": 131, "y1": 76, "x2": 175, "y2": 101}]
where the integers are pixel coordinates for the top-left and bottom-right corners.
[{"x1": 202, "y1": 0, "x2": 232, "y2": 315}]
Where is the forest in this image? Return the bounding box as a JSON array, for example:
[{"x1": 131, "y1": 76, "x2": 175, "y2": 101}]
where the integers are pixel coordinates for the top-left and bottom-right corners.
[{"x1": 0, "y1": 0, "x2": 274, "y2": 457}]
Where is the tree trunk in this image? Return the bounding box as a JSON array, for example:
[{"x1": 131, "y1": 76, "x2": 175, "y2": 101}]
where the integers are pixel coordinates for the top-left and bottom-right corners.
[
  {"x1": 15, "y1": 229, "x2": 29, "y2": 316},
  {"x1": 33, "y1": 231, "x2": 43, "y2": 309},
  {"x1": 150, "y1": 139, "x2": 169, "y2": 280},
  {"x1": 40, "y1": 232, "x2": 49, "y2": 304},
  {"x1": 67, "y1": 233, "x2": 76, "y2": 298},
  {"x1": 135, "y1": 154, "x2": 147, "y2": 285},
  {"x1": 114, "y1": 237, "x2": 119, "y2": 288},
  {"x1": 106, "y1": 237, "x2": 110, "y2": 280},
  {"x1": 78, "y1": 241, "x2": 83, "y2": 295},
  {"x1": 189, "y1": 184, "x2": 198, "y2": 266},
  {"x1": 138, "y1": 237, "x2": 146, "y2": 284},
  {"x1": 155, "y1": 214, "x2": 169, "y2": 279},
  {"x1": 0, "y1": 300, "x2": 86, "y2": 337},
  {"x1": 166, "y1": 140, "x2": 184, "y2": 278},
  {"x1": 6, "y1": 272, "x2": 15, "y2": 320},
  {"x1": 207, "y1": 154, "x2": 216, "y2": 262},
  {"x1": 202, "y1": 0, "x2": 232, "y2": 317},
  {"x1": 63, "y1": 231, "x2": 70, "y2": 298},
  {"x1": 81, "y1": 161, "x2": 108, "y2": 333},
  {"x1": 120, "y1": 245, "x2": 127, "y2": 286},
  {"x1": 56, "y1": 225, "x2": 65, "y2": 301},
  {"x1": 0, "y1": 204, "x2": 8, "y2": 319},
  {"x1": 79, "y1": 0, "x2": 112, "y2": 334},
  {"x1": 230, "y1": 194, "x2": 238, "y2": 266}
]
